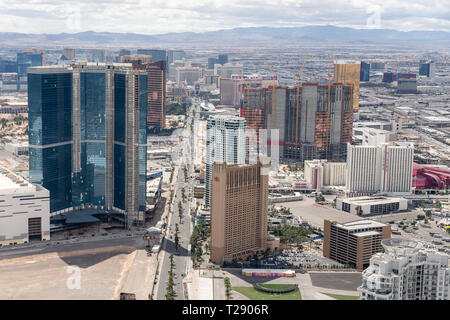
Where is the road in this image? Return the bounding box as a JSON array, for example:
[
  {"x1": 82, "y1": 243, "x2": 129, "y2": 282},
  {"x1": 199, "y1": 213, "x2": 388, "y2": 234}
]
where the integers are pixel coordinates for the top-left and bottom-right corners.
[
  {"x1": 0, "y1": 233, "x2": 145, "y2": 259},
  {"x1": 155, "y1": 100, "x2": 200, "y2": 300}
]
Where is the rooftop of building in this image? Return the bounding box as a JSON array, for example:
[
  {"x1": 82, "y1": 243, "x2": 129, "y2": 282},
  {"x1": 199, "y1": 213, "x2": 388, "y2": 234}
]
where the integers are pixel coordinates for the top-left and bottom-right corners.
[
  {"x1": 381, "y1": 238, "x2": 423, "y2": 254},
  {"x1": 354, "y1": 230, "x2": 382, "y2": 237},
  {"x1": 341, "y1": 196, "x2": 406, "y2": 205},
  {"x1": 0, "y1": 166, "x2": 37, "y2": 192},
  {"x1": 332, "y1": 219, "x2": 388, "y2": 231},
  {"x1": 28, "y1": 62, "x2": 142, "y2": 74},
  {"x1": 334, "y1": 60, "x2": 361, "y2": 65}
]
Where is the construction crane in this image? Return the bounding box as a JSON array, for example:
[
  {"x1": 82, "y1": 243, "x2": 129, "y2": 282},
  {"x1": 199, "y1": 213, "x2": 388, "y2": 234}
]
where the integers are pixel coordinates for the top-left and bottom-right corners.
[
  {"x1": 264, "y1": 59, "x2": 277, "y2": 129},
  {"x1": 295, "y1": 55, "x2": 309, "y2": 148},
  {"x1": 238, "y1": 70, "x2": 251, "y2": 111},
  {"x1": 325, "y1": 54, "x2": 334, "y2": 160}
]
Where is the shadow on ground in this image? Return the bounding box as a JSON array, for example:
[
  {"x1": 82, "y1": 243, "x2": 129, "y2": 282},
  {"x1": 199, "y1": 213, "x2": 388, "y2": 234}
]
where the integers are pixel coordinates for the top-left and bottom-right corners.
[{"x1": 58, "y1": 246, "x2": 136, "y2": 269}]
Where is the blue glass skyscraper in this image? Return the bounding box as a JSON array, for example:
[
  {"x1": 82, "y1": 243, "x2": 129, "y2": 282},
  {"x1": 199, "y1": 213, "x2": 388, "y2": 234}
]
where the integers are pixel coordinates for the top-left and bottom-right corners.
[
  {"x1": 17, "y1": 50, "x2": 44, "y2": 77},
  {"x1": 28, "y1": 63, "x2": 147, "y2": 228},
  {"x1": 360, "y1": 61, "x2": 370, "y2": 82}
]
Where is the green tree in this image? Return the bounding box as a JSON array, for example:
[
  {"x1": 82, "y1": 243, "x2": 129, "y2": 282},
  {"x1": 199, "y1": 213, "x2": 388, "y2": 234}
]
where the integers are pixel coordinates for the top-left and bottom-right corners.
[
  {"x1": 0, "y1": 118, "x2": 8, "y2": 129},
  {"x1": 224, "y1": 277, "x2": 231, "y2": 300},
  {"x1": 174, "y1": 224, "x2": 180, "y2": 252}
]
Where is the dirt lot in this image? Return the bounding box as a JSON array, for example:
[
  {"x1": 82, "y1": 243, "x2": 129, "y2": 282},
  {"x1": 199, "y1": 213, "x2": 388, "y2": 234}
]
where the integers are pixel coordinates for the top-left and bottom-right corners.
[{"x1": 0, "y1": 246, "x2": 135, "y2": 300}]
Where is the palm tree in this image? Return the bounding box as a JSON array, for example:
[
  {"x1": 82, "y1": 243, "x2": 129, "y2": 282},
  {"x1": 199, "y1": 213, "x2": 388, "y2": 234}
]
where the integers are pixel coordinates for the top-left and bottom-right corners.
[
  {"x1": 0, "y1": 118, "x2": 8, "y2": 129},
  {"x1": 174, "y1": 224, "x2": 180, "y2": 251}
]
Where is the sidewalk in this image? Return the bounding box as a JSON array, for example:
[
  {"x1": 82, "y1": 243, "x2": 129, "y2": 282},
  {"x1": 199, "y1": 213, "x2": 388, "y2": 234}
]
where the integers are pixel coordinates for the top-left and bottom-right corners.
[{"x1": 121, "y1": 248, "x2": 158, "y2": 300}]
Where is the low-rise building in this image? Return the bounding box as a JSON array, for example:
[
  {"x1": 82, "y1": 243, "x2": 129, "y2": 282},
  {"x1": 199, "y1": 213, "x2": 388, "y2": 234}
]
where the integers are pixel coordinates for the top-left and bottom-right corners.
[
  {"x1": 323, "y1": 219, "x2": 391, "y2": 271},
  {"x1": 0, "y1": 167, "x2": 50, "y2": 246},
  {"x1": 336, "y1": 196, "x2": 408, "y2": 216}
]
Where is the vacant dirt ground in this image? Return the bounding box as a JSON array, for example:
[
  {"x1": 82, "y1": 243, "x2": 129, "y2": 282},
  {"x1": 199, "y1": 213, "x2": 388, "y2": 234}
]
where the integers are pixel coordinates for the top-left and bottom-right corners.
[{"x1": 0, "y1": 246, "x2": 135, "y2": 300}]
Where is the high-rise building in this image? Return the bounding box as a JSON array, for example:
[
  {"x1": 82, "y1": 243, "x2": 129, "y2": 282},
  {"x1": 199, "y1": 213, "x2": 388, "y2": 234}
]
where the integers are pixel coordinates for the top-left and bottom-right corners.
[
  {"x1": 168, "y1": 50, "x2": 185, "y2": 65},
  {"x1": 175, "y1": 66, "x2": 202, "y2": 85},
  {"x1": 214, "y1": 63, "x2": 243, "y2": 78},
  {"x1": 137, "y1": 49, "x2": 167, "y2": 75},
  {"x1": 218, "y1": 54, "x2": 228, "y2": 65},
  {"x1": 119, "y1": 49, "x2": 131, "y2": 57},
  {"x1": 208, "y1": 57, "x2": 218, "y2": 70},
  {"x1": 304, "y1": 160, "x2": 347, "y2": 190},
  {"x1": 346, "y1": 143, "x2": 414, "y2": 197},
  {"x1": 28, "y1": 63, "x2": 147, "y2": 227},
  {"x1": 323, "y1": 219, "x2": 391, "y2": 271},
  {"x1": 90, "y1": 49, "x2": 105, "y2": 62},
  {"x1": 17, "y1": 50, "x2": 45, "y2": 77},
  {"x1": 210, "y1": 162, "x2": 268, "y2": 264},
  {"x1": 359, "y1": 239, "x2": 450, "y2": 300},
  {"x1": 370, "y1": 62, "x2": 385, "y2": 71},
  {"x1": 137, "y1": 49, "x2": 166, "y2": 63},
  {"x1": 0, "y1": 59, "x2": 17, "y2": 73},
  {"x1": 382, "y1": 72, "x2": 396, "y2": 83},
  {"x1": 242, "y1": 83, "x2": 354, "y2": 163},
  {"x1": 220, "y1": 75, "x2": 275, "y2": 107},
  {"x1": 360, "y1": 61, "x2": 370, "y2": 82},
  {"x1": 121, "y1": 54, "x2": 152, "y2": 66},
  {"x1": 397, "y1": 79, "x2": 418, "y2": 94},
  {"x1": 419, "y1": 60, "x2": 435, "y2": 78},
  {"x1": 62, "y1": 48, "x2": 75, "y2": 61},
  {"x1": 334, "y1": 60, "x2": 360, "y2": 111},
  {"x1": 205, "y1": 115, "x2": 247, "y2": 207},
  {"x1": 121, "y1": 55, "x2": 166, "y2": 130}
]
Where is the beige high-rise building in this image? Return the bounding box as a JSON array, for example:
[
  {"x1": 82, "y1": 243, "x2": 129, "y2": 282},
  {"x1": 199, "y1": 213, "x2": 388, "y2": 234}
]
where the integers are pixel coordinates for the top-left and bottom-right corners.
[
  {"x1": 323, "y1": 219, "x2": 391, "y2": 271},
  {"x1": 210, "y1": 162, "x2": 268, "y2": 264},
  {"x1": 334, "y1": 60, "x2": 360, "y2": 111}
]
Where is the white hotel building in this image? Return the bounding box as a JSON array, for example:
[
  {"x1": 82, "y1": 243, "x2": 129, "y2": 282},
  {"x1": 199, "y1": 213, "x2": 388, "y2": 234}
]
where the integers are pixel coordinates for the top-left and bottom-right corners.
[
  {"x1": 0, "y1": 167, "x2": 50, "y2": 246},
  {"x1": 304, "y1": 160, "x2": 347, "y2": 191},
  {"x1": 359, "y1": 239, "x2": 450, "y2": 300},
  {"x1": 205, "y1": 115, "x2": 247, "y2": 206},
  {"x1": 346, "y1": 142, "x2": 414, "y2": 197}
]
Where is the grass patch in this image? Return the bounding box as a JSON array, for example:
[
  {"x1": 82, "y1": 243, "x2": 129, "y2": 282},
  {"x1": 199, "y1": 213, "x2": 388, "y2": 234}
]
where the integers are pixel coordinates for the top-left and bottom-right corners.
[
  {"x1": 321, "y1": 292, "x2": 359, "y2": 300},
  {"x1": 233, "y1": 286, "x2": 301, "y2": 300},
  {"x1": 258, "y1": 284, "x2": 296, "y2": 290}
]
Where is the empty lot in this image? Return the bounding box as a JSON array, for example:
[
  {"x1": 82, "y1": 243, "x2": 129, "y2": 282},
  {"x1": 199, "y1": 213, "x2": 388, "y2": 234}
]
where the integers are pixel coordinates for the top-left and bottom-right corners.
[{"x1": 0, "y1": 246, "x2": 135, "y2": 300}]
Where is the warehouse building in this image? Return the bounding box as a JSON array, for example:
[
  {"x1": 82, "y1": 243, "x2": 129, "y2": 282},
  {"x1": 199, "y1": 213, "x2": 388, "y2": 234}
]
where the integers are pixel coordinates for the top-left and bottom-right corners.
[
  {"x1": 336, "y1": 196, "x2": 408, "y2": 216},
  {"x1": 0, "y1": 167, "x2": 50, "y2": 246}
]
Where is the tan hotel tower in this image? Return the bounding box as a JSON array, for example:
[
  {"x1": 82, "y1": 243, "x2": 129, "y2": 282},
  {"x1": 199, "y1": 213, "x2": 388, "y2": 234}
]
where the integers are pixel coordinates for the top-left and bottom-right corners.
[{"x1": 210, "y1": 162, "x2": 269, "y2": 264}]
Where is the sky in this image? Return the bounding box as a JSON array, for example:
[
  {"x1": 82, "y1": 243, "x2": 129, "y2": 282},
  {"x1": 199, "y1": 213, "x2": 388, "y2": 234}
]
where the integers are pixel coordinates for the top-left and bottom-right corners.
[{"x1": 0, "y1": 0, "x2": 448, "y2": 34}]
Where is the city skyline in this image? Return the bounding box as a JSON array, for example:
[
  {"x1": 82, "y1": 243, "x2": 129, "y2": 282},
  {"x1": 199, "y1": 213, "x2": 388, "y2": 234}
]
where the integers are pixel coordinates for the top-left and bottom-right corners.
[{"x1": 0, "y1": 0, "x2": 448, "y2": 34}]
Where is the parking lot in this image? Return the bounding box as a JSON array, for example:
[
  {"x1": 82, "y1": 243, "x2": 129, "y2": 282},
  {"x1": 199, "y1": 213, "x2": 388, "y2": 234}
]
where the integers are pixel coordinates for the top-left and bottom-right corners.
[
  {"x1": 283, "y1": 196, "x2": 424, "y2": 229},
  {"x1": 260, "y1": 249, "x2": 342, "y2": 269},
  {"x1": 309, "y1": 272, "x2": 362, "y2": 291}
]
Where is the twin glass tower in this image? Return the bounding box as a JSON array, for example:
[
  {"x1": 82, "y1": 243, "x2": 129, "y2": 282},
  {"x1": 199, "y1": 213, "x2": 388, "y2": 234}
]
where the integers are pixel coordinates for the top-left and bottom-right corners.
[{"x1": 28, "y1": 62, "x2": 147, "y2": 228}]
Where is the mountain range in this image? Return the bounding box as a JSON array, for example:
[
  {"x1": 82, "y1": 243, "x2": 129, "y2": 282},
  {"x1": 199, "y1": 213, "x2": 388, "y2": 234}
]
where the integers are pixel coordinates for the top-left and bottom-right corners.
[{"x1": 1, "y1": 25, "x2": 449, "y2": 48}]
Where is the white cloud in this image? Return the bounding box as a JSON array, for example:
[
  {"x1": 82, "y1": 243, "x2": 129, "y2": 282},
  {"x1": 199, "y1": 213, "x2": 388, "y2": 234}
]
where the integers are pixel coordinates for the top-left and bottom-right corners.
[{"x1": 0, "y1": 0, "x2": 448, "y2": 34}]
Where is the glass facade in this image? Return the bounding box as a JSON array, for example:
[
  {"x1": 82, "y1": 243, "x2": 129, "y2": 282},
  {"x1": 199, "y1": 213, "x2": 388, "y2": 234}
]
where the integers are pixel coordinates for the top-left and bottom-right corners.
[
  {"x1": 28, "y1": 73, "x2": 73, "y2": 145},
  {"x1": 17, "y1": 52, "x2": 43, "y2": 77},
  {"x1": 114, "y1": 144, "x2": 126, "y2": 210},
  {"x1": 80, "y1": 73, "x2": 106, "y2": 140},
  {"x1": 72, "y1": 72, "x2": 107, "y2": 208},
  {"x1": 139, "y1": 74, "x2": 148, "y2": 211},
  {"x1": 29, "y1": 65, "x2": 147, "y2": 217},
  {"x1": 114, "y1": 73, "x2": 126, "y2": 210},
  {"x1": 28, "y1": 72, "x2": 73, "y2": 212}
]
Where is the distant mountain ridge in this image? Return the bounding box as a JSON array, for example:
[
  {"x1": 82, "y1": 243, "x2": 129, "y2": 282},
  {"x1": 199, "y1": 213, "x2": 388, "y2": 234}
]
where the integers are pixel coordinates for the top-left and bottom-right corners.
[{"x1": 0, "y1": 25, "x2": 449, "y2": 48}]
